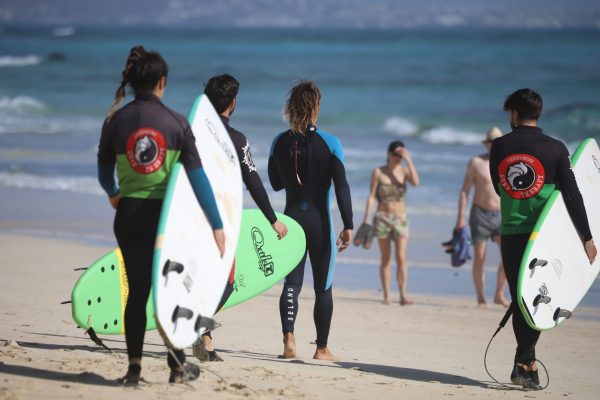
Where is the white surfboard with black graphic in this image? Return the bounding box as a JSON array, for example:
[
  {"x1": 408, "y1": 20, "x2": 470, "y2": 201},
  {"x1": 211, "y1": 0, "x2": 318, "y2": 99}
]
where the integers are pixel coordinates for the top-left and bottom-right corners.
[
  {"x1": 518, "y1": 138, "x2": 600, "y2": 331},
  {"x1": 152, "y1": 94, "x2": 242, "y2": 350}
]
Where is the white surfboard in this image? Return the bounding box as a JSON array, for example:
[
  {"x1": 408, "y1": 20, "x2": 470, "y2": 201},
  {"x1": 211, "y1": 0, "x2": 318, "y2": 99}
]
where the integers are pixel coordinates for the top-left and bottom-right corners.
[
  {"x1": 152, "y1": 94, "x2": 242, "y2": 349},
  {"x1": 518, "y1": 138, "x2": 600, "y2": 331}
]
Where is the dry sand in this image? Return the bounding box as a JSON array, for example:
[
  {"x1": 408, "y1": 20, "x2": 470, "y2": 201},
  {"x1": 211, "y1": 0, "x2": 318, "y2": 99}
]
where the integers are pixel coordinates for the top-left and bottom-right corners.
[{"x1": 1, "y1": 232, "x2": 600, "y2": 399}]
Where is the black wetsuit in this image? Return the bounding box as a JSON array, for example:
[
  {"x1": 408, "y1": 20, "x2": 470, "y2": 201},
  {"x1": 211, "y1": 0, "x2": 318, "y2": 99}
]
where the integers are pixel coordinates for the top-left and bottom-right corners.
[
  {"x1": 489, "y1": 125, "x2": 592, "y2": 364},
  {"x1": 215, "y1": 115, "x2": 277, "y2": 311},
  {"x1": 98, "y1": 94, "x2": 222, "y2": 368},
  {"x1": 268, "y1": 125, "x2": 353, "y2": 348}
]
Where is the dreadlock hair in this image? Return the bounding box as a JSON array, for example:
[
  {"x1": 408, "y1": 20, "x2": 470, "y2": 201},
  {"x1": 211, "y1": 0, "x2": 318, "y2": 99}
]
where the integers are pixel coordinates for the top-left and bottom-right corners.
[
  {"x1": 107, "y1": 45, "x2": 168, "y2": 120},
  {"x1": 284, "y1": 80, "x2": 321, "y2": 134}
]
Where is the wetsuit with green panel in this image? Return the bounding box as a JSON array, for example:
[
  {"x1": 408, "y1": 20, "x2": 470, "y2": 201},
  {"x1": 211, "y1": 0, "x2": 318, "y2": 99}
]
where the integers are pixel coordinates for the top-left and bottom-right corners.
[
  {"x1": 98, "y1": 93, "x2": 222, "y2": 368},
  {"x1": 489, "y1": 125, "x2": 592, "y2": 364}
]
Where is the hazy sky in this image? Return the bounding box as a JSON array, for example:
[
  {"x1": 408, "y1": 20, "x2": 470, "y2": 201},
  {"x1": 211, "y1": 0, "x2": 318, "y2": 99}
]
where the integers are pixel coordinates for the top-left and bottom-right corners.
[{"x1": 1, "y1": 0, "x2": 599, "y2": 29}]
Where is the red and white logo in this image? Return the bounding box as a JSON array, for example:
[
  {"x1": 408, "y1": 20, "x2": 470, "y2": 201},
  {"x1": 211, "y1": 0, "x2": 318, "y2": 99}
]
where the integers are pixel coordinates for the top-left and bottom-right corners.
[
  {"x1": 126, "y1": 127, "x2": 167, "y2": 174},
  {"x1": 498, "y1": 153, "x2": 545, "y2": 199}
]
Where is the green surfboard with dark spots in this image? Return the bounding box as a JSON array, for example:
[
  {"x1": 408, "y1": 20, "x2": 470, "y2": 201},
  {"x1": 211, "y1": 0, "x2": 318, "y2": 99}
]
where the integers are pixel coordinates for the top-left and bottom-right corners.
[{"x1": 71, "y1": 209, "x2": 305, "y2": 334}]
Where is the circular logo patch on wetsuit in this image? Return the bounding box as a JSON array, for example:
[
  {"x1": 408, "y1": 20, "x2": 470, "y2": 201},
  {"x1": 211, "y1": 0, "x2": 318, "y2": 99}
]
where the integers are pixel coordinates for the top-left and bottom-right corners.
[
  {"x1": 498, "y1": 153, "x2": 545, "y2": 199},
  {"x1": 126, "y1": 128, "x2": 167, "y2": 174}
]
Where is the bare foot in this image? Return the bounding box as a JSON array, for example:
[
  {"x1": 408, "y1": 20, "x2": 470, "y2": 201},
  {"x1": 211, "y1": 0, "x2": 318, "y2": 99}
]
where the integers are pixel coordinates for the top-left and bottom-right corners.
[
  {"x1": 494, "y1": 296, "x2": 510, "y2": 308},
  {"x1": 400, "y1": 298, "x2": 414, "y2": 306},
  {"x1": 477, "y1": 301, "x2": 487, "y2": 309},
  {"x1": 202, "y1": 334, "x2": 215, "y2": 352},
  {"x1": 382, "y1": 297, "x2": 392, "y2": 305},
  {"x1": 282, "y1": 332, "x2": 297, "y2": 359},
  {"x1": 313, "y1": 347, "x2": 339, "y2": 361}
]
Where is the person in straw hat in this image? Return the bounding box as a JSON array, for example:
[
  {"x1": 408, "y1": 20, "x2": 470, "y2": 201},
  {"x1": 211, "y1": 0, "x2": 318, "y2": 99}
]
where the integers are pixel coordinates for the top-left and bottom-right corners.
[{"x1": 455, "y1": 126, "x2": 509, "y2": 308}]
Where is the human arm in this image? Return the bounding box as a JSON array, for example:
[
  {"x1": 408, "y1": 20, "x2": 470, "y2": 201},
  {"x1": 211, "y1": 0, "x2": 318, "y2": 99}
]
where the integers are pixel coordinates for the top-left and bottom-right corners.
[
  {"x1": 489, "y1": 141, "x2": 501, "y2": 196},
  {"x1": 180, "y1": 124, "x2": 225, "y2": 256},
  {"x1": 397, "y1": 147, "x2": 419, "y2": 187},
  {"x1": 231, "y1": 133, "x2": 278, "y2": 225},
  {"x1": 330, "y1": 137, "x2": 354, "y2": 231},
  {"x1": 456, "y1": 159, "x2": 475, "y2": 229},
  {"x1": 268, "y1": 137, "x2": 284, "y2": 191},
  {"x1": 97, "y1": 118, "x2": 120, "y2": 209},
  {"x1": 362, "y1": 168, "x2": 379, "y2": 224},
  {"x1": 555, "y1": 143, "x2": 593, "y2": 261}
]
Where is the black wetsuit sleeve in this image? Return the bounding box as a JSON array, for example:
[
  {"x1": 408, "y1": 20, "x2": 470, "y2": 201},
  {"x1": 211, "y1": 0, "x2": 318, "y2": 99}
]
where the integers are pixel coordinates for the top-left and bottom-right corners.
[
  {"x1": 268, "y1": 138, "x2": 285, "y2": 192},
  {"x1": 97, "y1": 118, "x2": 119, "y2": 196},
  {"x1": 97, "y1": 118, "x2": 116, "y2": 166},
  {"x1": 555, "y1": 142, "x2": 592, "y2": 241},
  {"x1": 179, "y1": 123, "x2": 203, "y2": 171},
  {"x1": 231, "y1": 131, "x2": 277, "y2": 224},
  {"x1": 330, "y1": 140, "x2": 354, "y2": 230},
  {"x1": 489, "y1": 140, "x2": 501, "y2": 196}
]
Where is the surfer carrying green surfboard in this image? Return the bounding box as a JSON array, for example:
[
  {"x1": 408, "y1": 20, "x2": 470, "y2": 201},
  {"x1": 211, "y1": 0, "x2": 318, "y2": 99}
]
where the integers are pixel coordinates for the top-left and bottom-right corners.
[
  {"x1": 489, "y1": 88, "x2": 597, "y2": 389},
  {"x1": 195, "y1": 74, "x2": 289, "y2": 362},
  {"x1": 97, "y1": 46, "x2": 225, "y2": 385},
  {"x1": 269, "y1": 81, "x2": 354, "y2": 361}
]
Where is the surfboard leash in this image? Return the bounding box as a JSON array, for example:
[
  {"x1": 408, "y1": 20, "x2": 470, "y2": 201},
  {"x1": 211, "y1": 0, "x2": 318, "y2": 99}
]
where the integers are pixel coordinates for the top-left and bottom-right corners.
[
  {"x1": 484, "y1": 306, "x2": 549, "y2": 391},
  {"x1": 85, "y1": 327, "x2": 113, "y2": 353}
]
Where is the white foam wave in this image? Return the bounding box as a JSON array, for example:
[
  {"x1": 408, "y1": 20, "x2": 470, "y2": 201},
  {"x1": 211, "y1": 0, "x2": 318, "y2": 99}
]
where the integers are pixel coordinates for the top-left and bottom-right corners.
[
  {"x1": 0, "y1": 114, "x2": 100, "y2": 136},
  {"x1": 0, "y1": 55, "x2": 43, "y2": 67},
  {"x1": 421, "y1": 126, "x2": 483, "y2": 145},
  {"x1": 383, "y1": 117, "x2": 419, "y2": 136},
  {"x1": 0, "y1": 96, "x2": 46, "y2": 113},
  {"x1": 52, "y1": 27, "x2": 75, "y2": 37},
  {"x1": 0, "y1": 172, "x2": 104, "y2": 196}
]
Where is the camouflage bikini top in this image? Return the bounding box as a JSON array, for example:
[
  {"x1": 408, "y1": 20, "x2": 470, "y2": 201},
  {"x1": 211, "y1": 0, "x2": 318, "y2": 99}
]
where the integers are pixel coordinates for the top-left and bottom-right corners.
[{"x1": 376, "y1": 181, "x2": 406, "y2": 203}]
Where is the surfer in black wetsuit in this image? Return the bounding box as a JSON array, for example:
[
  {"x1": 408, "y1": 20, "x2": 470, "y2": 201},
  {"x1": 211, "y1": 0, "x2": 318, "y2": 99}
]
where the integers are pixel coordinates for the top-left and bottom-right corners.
[
  {"x1": 97, "y1": 46, "x2": 225, "y2": 385},
  {"x1": 192, "y1": 74, "x2": 289, "y2": 362},
  {"x1": 268, "y1": 81, "x2": 353, "y2": 361},
  {"x1": 489, "y1": 88, "x2": 596, "y2": 389}
]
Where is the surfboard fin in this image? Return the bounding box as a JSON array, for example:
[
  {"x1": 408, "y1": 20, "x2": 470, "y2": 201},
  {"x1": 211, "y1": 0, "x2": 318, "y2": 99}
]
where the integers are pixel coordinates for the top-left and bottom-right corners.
[
  {"x1": 194, "y1": 315, "x2": 217, "y2": 333},
  {"x1": 163, "y1": 260, "x2": 184, "y2": 276},
  {"x1": 171, "y1": 305, "x2": 194, "y2": 323},
  {"x1": 553, "y1": 308, "x2": 572, "y2": 321},
  {"x1": 528, "y1": 258, "x2": 548, "y2": 270},
  {"x1": 532, "y1": 294, "x2": 551, "y2": 307},
  {"x1": 162, "y1": 260, "x2": 184, "y2": 285}
]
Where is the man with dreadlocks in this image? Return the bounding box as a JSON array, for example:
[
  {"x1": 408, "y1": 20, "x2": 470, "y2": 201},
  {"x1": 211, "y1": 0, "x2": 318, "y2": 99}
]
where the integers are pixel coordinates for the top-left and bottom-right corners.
[{"x1": 268, "y1": 80, "x2": 353, "y2": 361}]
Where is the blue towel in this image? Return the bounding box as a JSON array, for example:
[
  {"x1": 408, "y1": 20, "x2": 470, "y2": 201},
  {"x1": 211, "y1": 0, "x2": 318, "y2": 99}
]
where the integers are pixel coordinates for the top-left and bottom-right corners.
[{"x1": 442, "y1": 227, "x2": 472, "y2": 267}]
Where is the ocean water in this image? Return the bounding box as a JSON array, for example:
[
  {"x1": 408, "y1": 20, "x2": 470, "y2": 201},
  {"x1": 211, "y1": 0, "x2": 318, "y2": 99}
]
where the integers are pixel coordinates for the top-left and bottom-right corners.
[
  {"x1": 1, "y1": 26, "x2": 599, "y2": 303},
  {"x1": 1, "y1": 27, "x2": 600, "y2": 203}
]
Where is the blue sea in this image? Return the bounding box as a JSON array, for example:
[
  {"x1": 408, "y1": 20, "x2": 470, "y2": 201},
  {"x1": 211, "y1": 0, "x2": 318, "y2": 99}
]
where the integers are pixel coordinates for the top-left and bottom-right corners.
[{"x1": 1, "y1": 26, "x2": 599, "y2": 304}]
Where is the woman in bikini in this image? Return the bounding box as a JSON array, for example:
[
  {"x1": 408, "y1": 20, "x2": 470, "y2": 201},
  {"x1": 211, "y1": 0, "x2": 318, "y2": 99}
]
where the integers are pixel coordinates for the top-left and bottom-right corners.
[{"x1": 361, "y1": 141, "x2": 420, "y2": 305}]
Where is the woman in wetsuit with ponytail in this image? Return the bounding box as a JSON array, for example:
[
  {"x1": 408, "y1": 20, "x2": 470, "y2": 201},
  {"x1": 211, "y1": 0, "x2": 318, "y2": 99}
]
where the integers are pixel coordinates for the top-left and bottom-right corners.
[
  {"x1": 268, "y1": 81, "x2": 353, "y2": 361},
  {"x1": 97, "y1": 46, "x2": 225, "y2": 384}
]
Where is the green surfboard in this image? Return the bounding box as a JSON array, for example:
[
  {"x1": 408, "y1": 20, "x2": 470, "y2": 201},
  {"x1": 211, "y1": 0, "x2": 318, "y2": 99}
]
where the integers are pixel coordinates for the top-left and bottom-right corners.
[{"x1": 71, "y1": 209, "x2": 305, "y2": 335}]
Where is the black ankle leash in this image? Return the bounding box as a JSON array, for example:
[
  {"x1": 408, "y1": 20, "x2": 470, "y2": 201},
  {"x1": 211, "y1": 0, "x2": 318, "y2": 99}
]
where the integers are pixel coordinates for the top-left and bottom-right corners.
[{"x1": 484, "y1": 306, "x2": 550, "y2": 390}]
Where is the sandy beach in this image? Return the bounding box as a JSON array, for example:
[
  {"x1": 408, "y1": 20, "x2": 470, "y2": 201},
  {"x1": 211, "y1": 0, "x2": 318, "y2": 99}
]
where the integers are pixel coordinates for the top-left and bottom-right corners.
[{"x1": 1, "y1": 232, "x2": 600, "y2": 400}]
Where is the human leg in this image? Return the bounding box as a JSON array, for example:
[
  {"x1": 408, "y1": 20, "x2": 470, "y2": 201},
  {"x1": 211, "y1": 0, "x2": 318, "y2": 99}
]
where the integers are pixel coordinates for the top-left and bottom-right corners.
[
  {"x1": 493, "y1": 235, "x2": 509, "y2": 307},
  {"x1": 279, "y1": 252, "x2": 306, "y2": 358},
  {"x1": 377, "y1": 237, "x2": 392, "y2": 304},
  {"x1": 501, "y1": 233, "x2": 541, "y2": 388},
  {"x1": 471, "y1": 240, "x2": 487, "y2": 306},
  {"x1": 394, "y1": 236, "x2": 412, "y2": 305},
  {"x1": 114, "y1": 198, "x2": 196, "y2": 383},
  {"x1": 114, "y1": 199, "x2": 158, "y2": 383}
]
